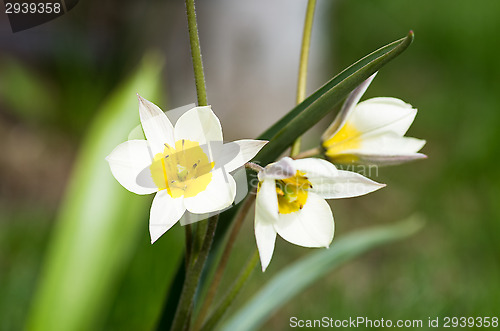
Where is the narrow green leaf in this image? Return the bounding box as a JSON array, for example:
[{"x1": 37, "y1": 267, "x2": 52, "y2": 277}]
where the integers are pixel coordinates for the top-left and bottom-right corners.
[
  {"x1": 220, "y1": 217, "x2": 424, "y2": 331},
  {"x1": 26, "y1": 53, "x2": 170, "y2": 331},
  {"x1": 255, "y1": 32, "x2": 414, "y2": 165}
]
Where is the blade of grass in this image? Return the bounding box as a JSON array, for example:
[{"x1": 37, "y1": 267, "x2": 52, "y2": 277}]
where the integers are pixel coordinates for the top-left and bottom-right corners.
[
  {"x1": 26, "y1": 53, "x2": 167, "y2": 331},
  {"x1": 220, "y1": 217, "x2": 424, "y2": 331}
]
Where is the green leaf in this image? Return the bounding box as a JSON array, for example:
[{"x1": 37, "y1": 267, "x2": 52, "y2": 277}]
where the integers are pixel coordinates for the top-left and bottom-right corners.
[
  {"x1": 25, "y1": 53, "x2": 181, "y2": 331},
  {"x1": 0, "y1": 56, "x2": 58, "y2": 123},
  {"x1": 220, "y1": 217, "x2": 424, "y2": 331},
  {"x1": 255, "y1": 31, "x2": 414, "y2": 165}
]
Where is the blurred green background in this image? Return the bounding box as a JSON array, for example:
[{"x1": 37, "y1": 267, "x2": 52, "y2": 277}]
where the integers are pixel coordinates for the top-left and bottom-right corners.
[{"x1": 1, "y1": 0, "x2": 499, "y2": 330}]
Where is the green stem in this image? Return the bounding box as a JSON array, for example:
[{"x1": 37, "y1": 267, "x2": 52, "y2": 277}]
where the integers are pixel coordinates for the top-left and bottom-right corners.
[
  {"x1": 186, "y1": 0, "x2": 208, "y2": 107},
  {"x1": 290, "y1": 0, "x2": 317, "y2": 157},
  {"x1": 200, "y1": 250, "x2": 259, "y2": 331},
  {"x1": 185, "y1": 224, "x2": 193, "y2": 270},
  {"x1": 170, "y1": 216, "x2": 218, "y2": 331},
  {"x1": 169, "y1": 1, "x2": 217, "y2": 329},
  {"x1": 293, "y1": 146, "x2": 322, "y2": 159},
  {"x1": 193, "y1": 194, "x2": 256, "y2": 330},
  {"x1": 192, "y1": 220, "x2": 208, "y2": 264}
]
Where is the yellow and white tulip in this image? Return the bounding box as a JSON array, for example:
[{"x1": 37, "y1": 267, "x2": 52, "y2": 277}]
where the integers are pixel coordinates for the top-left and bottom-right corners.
[
  {"x1": 254, "y1": 157, "x2": 385, "y2": 271},
  {"x1": 322, "y1": 73, "x2": 426, "y2": 165},
  {"x1": 106, "y1": 96, "x2": 267, "y2": 243}
]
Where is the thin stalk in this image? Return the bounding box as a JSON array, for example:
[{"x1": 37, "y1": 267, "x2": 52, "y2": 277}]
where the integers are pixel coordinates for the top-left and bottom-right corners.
[
  {"x1": 185, "y1": 224, "x2": 193, "y2": 270},
  {"x1": 192, "y1": 220, "x2": 208, "y2": 263},
  {"x1": 200, "y1": 250, "x2": 260, "y2": 331},
  {"x1": 193, "y1": 194, "x2": 257, "y2": 330},
  {"x1": 293, "y1": 146, "x2": 322, "y2": 159},
  {"x1": 169, "y1": 1, "x2": 218, "y2": 330},
  {"x1": 290, "y1": 0, "x2": 317, "y2": 157},
  {"x1": 185, "y1": 0, "x2": 208, "y2": 107},
  {"x1": 170, "y1": 216, "x2": 218, "y2": 331},
  {"x1": 245, "y1": 162, "x2": 264, "y2": 173}
]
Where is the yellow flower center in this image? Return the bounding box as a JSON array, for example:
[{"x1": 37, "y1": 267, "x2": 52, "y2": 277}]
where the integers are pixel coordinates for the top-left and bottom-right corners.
[
  {"x1": 149, "y1": 139, "x2": 214, "y2": 198},
  {"x1": 275, "y1": 170, "x2": 312, "y2": 214},
  {"x1": 322, "y1": 122, "x2": 362, "y2": 163}
]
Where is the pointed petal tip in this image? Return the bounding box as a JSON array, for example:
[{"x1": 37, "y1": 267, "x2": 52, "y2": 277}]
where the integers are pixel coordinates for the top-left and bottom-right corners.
[{"x1": 150, "y1": 232, "x2": 162, "y2": 244}]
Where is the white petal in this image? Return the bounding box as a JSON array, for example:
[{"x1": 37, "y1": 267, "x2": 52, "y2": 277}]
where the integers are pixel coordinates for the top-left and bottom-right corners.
[
  {"x1": 358, "y1": 134, "x2": 426, "y2": 154},
  {"x1": 347, "y1": 97, "x2": 417, "y2": 137},
  {"x1": 292, "y1": 158, "x2": 385, "y2": 198},
  {"x1": 255, "y1": 178, "x2": 279, "y2": 271},
  {"x1": 179, "y1": 212, "x2": 209, "y2": 226},
  {"x1": 329, "y1": 134, "x2": 426, "y2": 165},
  {"x1": 105, "y1": 140, "x2": 157, "y2": 195},
  {"x1": 309, "y1": 170, "x2": 385, "y2": 199},
  {"x1": 174, "y1": 106, "x2": 223, "y2": 145},
  {"x1": 255, "y1": 220, "x2": 277, "y2": 272},
  {"x1": 137, "y1": 95, "x2": 175, "y2": 156},
  {"x1": 149, "y1": 190, "x2": 186, "y2": 243},
  {"x1": 215, "y1": 140, "x2": 268, "y2": 173},
  {"x1": 258, "y1": 157, "x2": 297, "y2": 181},
  {"x1": 274, "y1": 192, "x2": 334, "y2": 248},
  {"x1": 183, "y1": 169, "x2": 236, "y2": 214},
  {"x1": 322, "y1": 73, "x2": 377, "y2": 141},
  {"x1": 292, "y1": 157, "x2": 339, "y2": 179}
]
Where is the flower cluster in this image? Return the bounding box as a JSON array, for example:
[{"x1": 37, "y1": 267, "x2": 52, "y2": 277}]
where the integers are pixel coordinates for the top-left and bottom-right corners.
[{"x1": 106, "y1": 74, "x2": 426, "y2": 271}]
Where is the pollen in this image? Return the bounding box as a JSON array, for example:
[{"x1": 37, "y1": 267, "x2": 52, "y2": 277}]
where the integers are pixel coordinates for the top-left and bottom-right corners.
[
  {"x1": 149, "y1": 139, "x2": 214, "y2": 198},
  {"x1": 275, "y1": 170, "x2": 312, "y2": 214}
]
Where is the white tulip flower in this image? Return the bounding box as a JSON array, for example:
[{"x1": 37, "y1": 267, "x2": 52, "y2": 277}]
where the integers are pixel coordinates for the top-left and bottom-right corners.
[
  {"x1": 254, "y1": 157, "x2": 385, "y2": 271},
  {"x1": 106, "y1": 95, "x2": 267, "y2": 243},
  {"x1": 322, "y1": 73, "x2": 426, "y2": 165}
]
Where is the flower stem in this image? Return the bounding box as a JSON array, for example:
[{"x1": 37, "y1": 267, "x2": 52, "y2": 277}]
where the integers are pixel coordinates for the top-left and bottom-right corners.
[
  {"x1": 170, "y1": 216, "x2": 218, "y2": 331},
  {"x1": 193, "y1": 193, "x2": 257, "y2": 330},
  {"x1": 245, "y1": 162, "x2": 264, "y2": 173},
  {"x1": 290, "y1": 0, "x2": 317, "y2": 157},
  {"x1": 200, "y1": 250, "x2": 259, "y2": 331},
  {"x1": 186, "y1": 0, "x2": 208, "y2": 107},
  {"x1": 169, "y1": 1, "x2": 217, "y2": 330},
  {"x1": 293, "y1": 146, "x2": 322, "y2": 159},
  {"x1": 185, "y1": 224, "x2": 193, "y2": 270}
]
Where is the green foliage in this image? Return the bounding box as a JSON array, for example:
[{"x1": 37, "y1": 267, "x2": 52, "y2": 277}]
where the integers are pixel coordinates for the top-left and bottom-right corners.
[
  {"x1": 0, "y1": 57, "x2": 57, "y2": 124},
  {"x1": 26, "y1": 53, "x2": 184, "y2": 331},
  {"x1": 221, "y1": 218, "x2": 423, "y2": 331},
  {"x1": 158, "y1": 34, "x2": 415, "y2": 330}
]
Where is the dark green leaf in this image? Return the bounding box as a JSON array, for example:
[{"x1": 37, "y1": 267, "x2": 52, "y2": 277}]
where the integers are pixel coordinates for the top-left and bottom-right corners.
[{"x1": 256, "y1": 32, "x2": 414, "y2": 165}]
